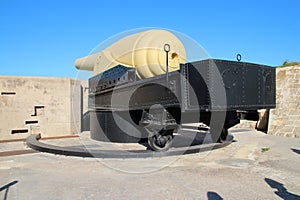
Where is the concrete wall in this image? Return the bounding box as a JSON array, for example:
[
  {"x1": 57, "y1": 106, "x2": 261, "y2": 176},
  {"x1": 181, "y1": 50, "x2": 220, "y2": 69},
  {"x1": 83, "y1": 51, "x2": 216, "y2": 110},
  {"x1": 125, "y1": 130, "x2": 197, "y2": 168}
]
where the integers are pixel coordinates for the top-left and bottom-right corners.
[
  {"x1": 0, "y1": 76, "x2": 82, "y2": 140},
  {"x1": 268, "y1": 65, "x2": 300, "y2": 138},
  {"x1": 80, "y1": 80, "x2": 90, "y2": 131}
]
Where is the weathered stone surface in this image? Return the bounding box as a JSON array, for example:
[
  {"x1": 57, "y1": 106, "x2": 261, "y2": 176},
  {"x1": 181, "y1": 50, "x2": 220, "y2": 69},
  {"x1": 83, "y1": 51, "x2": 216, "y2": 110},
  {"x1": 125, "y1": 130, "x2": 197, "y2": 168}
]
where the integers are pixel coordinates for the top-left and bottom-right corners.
[
  {"x1": 0, "y1": 76, "x2": 83, "y2": 140},
  {"x1": 256, "y1": 109, "x2": 269, "y2": 131},
  {"x1": 268, "y1": 65, "x2": 300, "y2": 138}
]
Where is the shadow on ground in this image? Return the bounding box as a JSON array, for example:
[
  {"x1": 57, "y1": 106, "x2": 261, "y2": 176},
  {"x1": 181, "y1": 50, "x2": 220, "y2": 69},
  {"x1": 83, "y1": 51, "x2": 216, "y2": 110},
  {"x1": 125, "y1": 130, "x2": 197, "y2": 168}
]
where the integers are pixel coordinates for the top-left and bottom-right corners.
[
  {"x1": 265, "y1": 178, "x2": 300, "y2": 200},
  {"x1": 207, "y1": 191, "x2": 223, "y2": 200},
  {"x1": 0, "y1": 180, "x2": 18, "y2": 200},
  {"x1": 291, "y1": 148, "x2": 300, "y2": 155}
]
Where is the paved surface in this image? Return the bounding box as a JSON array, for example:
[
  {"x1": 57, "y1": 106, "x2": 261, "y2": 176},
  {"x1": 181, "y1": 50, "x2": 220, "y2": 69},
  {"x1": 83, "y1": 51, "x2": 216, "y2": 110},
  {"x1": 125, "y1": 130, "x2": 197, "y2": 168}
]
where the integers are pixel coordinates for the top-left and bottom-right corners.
[{"x1": 0, "y1": 129, "x2": 300, "y2": 199}]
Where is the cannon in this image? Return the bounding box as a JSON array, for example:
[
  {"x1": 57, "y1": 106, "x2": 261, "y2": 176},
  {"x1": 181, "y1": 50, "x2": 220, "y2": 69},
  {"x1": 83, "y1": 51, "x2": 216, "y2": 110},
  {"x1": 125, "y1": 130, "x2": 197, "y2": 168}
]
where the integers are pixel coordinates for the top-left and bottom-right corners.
[
  {"x1": 75, "y1": 30, "x2": 276, "y2": 151},
  {"x1": 75, "y1": 29, "x2": 186, "y2": 79}
]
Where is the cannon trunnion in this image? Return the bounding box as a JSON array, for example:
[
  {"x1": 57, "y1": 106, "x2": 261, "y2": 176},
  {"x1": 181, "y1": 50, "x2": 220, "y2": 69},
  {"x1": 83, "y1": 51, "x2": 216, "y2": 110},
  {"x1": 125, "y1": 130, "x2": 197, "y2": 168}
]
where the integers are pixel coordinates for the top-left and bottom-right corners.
[{"x1": 88, "y1": 59, "x2": 276, "y2": 151}]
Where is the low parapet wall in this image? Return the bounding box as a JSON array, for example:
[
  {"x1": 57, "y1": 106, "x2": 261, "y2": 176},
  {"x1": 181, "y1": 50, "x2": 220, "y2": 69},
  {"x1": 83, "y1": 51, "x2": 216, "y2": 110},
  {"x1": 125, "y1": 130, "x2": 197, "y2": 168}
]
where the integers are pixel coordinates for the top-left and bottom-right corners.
[{"x1": 0, "y1": 76, "x2": 82, "y2": 141}]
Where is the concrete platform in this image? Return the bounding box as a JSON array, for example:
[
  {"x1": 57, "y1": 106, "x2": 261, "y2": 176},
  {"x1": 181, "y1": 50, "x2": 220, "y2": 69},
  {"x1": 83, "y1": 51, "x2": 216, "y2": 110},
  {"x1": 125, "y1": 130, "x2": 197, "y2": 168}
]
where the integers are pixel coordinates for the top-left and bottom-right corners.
[{"x1": 0, "y1": 129, "x2": 300, "y2": 199}]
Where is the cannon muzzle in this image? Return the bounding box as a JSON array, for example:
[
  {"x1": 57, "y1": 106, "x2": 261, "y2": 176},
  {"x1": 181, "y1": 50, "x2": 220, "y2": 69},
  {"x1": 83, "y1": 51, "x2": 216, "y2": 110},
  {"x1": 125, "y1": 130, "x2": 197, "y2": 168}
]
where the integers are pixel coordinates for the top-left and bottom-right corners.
[{"x1": 74, "y1": 29, "x2": 186, "y2": 79}]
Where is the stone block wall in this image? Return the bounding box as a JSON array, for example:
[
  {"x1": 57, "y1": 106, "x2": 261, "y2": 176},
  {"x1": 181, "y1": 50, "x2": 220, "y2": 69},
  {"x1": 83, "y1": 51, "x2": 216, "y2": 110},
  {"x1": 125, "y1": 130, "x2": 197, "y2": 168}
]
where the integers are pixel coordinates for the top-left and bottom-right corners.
[{"x1": 268, "y1": 65, "x2": 300, "y2": 138}]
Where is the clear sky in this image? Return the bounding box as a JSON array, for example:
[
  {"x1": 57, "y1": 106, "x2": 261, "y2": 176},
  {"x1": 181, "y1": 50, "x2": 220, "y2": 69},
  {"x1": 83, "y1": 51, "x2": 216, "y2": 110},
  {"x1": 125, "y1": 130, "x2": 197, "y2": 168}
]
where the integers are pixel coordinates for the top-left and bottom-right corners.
[{"x1": 0, "y1": 0, "x2": 299, "y2": 78}]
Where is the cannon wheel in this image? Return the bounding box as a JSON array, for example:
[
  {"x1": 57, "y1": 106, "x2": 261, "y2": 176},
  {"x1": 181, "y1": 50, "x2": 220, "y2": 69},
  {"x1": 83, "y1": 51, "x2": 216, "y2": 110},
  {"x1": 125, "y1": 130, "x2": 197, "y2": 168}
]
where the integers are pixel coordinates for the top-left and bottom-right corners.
[{"x1": 148, "y1": 130, "x2": 174, "y2": 151}]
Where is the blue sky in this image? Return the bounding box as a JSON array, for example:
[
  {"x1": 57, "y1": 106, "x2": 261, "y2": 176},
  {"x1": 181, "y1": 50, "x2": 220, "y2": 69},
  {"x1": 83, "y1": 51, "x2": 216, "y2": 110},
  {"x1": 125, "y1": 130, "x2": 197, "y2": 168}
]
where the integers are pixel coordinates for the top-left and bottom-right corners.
[{"x1": 0, "y1": 0, "x2": 299, "y2": 78}]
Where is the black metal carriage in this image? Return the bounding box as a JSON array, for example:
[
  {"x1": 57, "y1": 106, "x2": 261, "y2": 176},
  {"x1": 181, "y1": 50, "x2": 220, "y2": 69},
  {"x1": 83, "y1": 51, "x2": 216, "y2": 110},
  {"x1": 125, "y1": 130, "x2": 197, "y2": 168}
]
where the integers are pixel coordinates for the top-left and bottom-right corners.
[{"x1": 88, "y1": 59, "x2": 276, "y2": 151}]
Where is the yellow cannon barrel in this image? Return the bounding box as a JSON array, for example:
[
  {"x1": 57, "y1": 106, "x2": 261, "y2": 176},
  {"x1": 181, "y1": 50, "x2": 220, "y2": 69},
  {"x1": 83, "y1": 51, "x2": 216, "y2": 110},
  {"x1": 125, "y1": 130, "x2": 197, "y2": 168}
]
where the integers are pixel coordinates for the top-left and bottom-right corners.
[{"x1": 74, "y1": 29, "x2": 186, "y2": 79}]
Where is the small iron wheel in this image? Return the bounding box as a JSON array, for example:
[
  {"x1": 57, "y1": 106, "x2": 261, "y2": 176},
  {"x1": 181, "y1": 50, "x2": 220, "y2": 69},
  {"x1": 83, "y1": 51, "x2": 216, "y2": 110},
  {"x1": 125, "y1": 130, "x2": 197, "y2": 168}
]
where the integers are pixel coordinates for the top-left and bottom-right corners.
[{"x1": 148, "y1": 131, "x2": 173, "y2": 151}]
